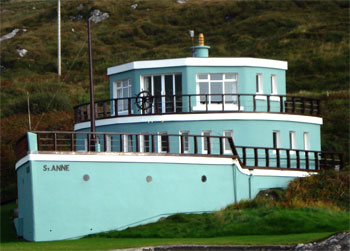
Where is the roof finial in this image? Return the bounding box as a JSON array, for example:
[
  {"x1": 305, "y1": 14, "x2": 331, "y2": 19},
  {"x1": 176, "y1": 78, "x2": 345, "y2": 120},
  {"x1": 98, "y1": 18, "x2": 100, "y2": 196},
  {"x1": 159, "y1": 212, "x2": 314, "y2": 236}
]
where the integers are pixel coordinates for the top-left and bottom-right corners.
[{"x1": 199, "y1": 33, "x2": 204, "y2": 46}]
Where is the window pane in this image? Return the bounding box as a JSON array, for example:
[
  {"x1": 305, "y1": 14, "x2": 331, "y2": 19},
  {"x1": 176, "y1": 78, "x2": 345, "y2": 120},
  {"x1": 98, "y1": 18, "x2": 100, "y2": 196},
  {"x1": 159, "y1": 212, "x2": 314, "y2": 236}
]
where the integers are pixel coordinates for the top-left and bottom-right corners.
[
  {"x1": 210, "y1": 73, "x2": 223, "y2": 80},
  {"x1": 175, "y1": 74, "x2": 182, "y2": 112},
  {"x1": 154, "y1": 76, "x2": 162, "y2": 95},
  {"x1": 161, "y1": 135, "x2": 168, "y2": 152},
  {"x1": 123, "y1": 80, "x2": 128, "y2": 88},
  {"x1": 128, "y1": 135, "x2": 133, "y2": 152},
  {"x1": 198, "y1": 74, "x2": 208, "y2": 80},
  {"x1": 123, "y1": 86, "x2": 128, "y2": 97},
  {"x1": 144, "y1": 135, "x2": 150, "y2": 152},
  {"x1": 256, "y1": 75, "x2": 260, "y2": 93},
  {"x1": 203, "y1": 131, "x2": 211, "y2": 151},
  {"x1": 199, "y1": 82, "x2": 209, "y2": 103},
  {"x1": 225, "y1": 73, "x2": 236, "y2": 80},
  {"x1": 224, "y1": 131, "x2": 233, "y2": 151},
  {"x1": 181, "y1": 132, "x2": 189, "y2": 152},
  {"x1": 211, "y1": 82, "x2": 223, "y2": 103},
  {"x1": 144, "y1": 76, "x2": 152, "y2": 93},
  {"x1": 224, "y1": 82, "x2": 237, "y2": 103}
]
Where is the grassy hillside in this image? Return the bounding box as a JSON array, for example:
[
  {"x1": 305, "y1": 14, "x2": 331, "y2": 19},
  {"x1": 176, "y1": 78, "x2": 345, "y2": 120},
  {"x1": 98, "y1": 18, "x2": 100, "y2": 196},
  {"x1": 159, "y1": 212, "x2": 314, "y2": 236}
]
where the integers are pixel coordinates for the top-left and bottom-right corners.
[{"x1": 0, "y1": 0, "x2": 349, "y2": 202}]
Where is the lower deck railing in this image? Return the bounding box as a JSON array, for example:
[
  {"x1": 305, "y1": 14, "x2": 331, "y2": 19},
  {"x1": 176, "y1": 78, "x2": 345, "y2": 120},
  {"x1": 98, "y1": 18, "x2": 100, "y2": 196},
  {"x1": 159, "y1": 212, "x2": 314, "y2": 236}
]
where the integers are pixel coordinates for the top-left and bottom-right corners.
[{"x1": 16, "y1": 131, "x2": 344, "y2": 171}]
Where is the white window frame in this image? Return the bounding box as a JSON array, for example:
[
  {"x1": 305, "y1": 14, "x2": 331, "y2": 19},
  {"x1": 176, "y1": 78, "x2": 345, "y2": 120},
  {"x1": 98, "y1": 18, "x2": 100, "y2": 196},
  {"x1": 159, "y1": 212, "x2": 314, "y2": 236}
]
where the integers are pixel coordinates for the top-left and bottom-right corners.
[
  {"x1": 224, "y1": 130, "x2": 234, "y2": 154},
  {"x1": 105, "y1": 135, "x2": 112, "y2": 152},
  {"x1": 202, "y1": 130, "x2": 212, "y2": 154},
  {"x1": 256, "y1": 74, "x2": 263, "y2": 94},
  {"x1": 195, "y1": 73, "x2": 239, "y2": 111},
  {"x1": 272, "y1": 130, "x2": 281, "y2": 149},
  {"x1": 140, "y1": 134, "x2": 151, "y2": 153},
  {"x1": 123, "y1": 135, "x2": 133, "y2": 152},
  {"x1": 271, "y1": 75, "x2": 277, "y2": 94},
  {"x1": 289, "y1": 131, "x2": 296, "y2": 150},
  {"x1": 158, "y1": 132, "x2": 168, "y2": 153},
  {"x1": 83, "y1": 138, "x2": 88, "y2": 151},
  {"x1": 113, "y1": 79, "x2": 132, "y2": 115},
  {"x1": 179, "y1": 131, "x2": 190, "y2": 153},
  {"x1": 303, "y1": 132, "x2": 310, "y2": 150}
]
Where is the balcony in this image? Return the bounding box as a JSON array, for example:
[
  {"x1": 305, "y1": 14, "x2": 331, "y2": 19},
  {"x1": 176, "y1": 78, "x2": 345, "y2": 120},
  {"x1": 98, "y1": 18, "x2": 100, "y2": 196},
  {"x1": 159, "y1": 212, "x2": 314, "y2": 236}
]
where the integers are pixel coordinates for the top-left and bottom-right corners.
[
  {"x1": 16, "y1": 131, "x2": 343, "y2": 172},
  {"x1": 74, "y1": 94, "x2": 321, "y2": 124}
]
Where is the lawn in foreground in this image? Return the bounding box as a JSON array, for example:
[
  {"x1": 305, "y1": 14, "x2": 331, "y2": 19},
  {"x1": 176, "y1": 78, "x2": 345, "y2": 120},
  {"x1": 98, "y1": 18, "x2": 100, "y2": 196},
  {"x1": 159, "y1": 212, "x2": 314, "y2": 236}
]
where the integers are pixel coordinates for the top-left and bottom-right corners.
[
  {"x1": 1, "y1": 202, "x2": 346, "y2": 250},
  {"x1": 0, "y1": 233, "x2": 337, "y2": 250}
]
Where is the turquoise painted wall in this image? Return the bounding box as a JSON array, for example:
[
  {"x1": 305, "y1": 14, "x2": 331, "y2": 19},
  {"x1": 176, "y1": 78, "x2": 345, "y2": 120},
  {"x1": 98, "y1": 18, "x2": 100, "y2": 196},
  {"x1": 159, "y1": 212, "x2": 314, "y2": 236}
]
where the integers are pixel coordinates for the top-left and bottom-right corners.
[
  {"x1": 15, "y1": 156, "x2": 297, "y2": 242},
  {"x1": 15, "y1": 163, "x2": 35, "y2": 240},
  {"x1": 87, "y1": 119, "x2": 321, "y2": 151},
  {"x1": 109, "y1": 65, "x2": 286, "y2": 98},
  {"x1": 108, "y1": 65, "x2": 286, "y2": 115}
]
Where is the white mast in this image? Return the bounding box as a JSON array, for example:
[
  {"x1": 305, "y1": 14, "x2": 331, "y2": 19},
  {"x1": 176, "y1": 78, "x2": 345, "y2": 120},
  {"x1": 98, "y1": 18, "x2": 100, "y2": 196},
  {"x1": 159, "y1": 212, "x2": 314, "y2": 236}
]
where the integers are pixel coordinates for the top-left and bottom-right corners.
[{"x1": 57, "y1": 0, "x2": 61, "y2": 76}]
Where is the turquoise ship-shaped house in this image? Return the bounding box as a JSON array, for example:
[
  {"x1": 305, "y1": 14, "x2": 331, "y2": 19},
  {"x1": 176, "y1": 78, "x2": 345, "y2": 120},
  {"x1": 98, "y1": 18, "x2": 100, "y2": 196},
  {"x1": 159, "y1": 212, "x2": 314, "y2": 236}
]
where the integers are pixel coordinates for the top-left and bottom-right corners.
[{"x1": 14, "y1": 34, "x2": 343, "y2": 242}]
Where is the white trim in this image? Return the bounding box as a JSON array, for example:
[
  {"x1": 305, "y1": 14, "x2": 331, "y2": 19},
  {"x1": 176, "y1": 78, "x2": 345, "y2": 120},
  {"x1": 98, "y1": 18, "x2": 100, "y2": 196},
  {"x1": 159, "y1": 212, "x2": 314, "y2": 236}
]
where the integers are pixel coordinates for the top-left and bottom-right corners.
[
  {"x1": 158, "y1": 132, "x2": 168, "y2": 153},
  {"x1": 289, "y1": 131, "x2": 296, "y2": 149},
  {"x1": 256, "y1": 73, "x2": 263, "y2": 94},
  {"x1": 16, "y1": 153, "x2": 313, "y2": 178},
  {"x1": 224, "y1": 130, "x2": 234, "y2": 154},
  {"x1": 233, "y1": 159, "x2": 315, "y2": 177},
  {"x1": 107, "y1": 57, "x2": 288, "y2": 75},
  {"x1": 272, "y1": 130, "x2": 281, "y2": 149},
  {"x1": 255, "y1": 95, "x2": 266, "y2": 100},
  {"x1": 304, "y1": 132, "x2": 310, "y2": 151},
  {"x1": 271, "y1": 75, "x2": 277, "y2": 94},
  {"x1": 74, "y1": 113, "x2": 323, "y2": 130},
  {"x1": 179, "y1": 131, "x2": 190, "y2": 154},
  {"x1": 15, "y1": 153, "x2": 233, "y2": 170},
  {"x1": 202, "y1": 130, "x2": 211, "y2": 154}
]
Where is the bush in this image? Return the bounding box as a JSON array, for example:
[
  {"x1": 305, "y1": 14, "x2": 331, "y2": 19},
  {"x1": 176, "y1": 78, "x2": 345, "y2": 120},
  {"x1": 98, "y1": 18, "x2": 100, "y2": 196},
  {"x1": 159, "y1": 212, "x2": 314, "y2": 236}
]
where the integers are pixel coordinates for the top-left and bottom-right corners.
[{"x1": 3, "y1": 92, "x2": 72, "y2": 117}]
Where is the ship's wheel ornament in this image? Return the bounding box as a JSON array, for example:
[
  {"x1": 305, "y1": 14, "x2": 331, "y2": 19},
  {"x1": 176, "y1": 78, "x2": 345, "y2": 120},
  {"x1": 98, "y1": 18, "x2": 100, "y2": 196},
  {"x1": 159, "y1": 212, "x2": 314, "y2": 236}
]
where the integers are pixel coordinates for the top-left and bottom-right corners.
[{"x1": 135, "y1": 91, "x2": 153, "y2": 111}]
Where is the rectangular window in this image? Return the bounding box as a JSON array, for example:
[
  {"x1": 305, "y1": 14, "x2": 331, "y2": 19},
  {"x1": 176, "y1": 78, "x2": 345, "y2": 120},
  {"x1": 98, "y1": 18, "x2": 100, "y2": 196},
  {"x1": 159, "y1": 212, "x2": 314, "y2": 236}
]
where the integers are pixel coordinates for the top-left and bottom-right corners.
[
  {"x1": 123, "y1": 135, "x2": 133, "y2": 152},
  {"x1": 158, "y1": 132, "x2": 169, "y2": 153},
  {"x1": 273, "y1": 130, "x2": 280, "y2": 149},
  {"x1": 256, "y1": 74, "x2": 263, "y2": 94},
  {"x1": 197, "y1": 73, "x2": 238, "y2": 104},
  {"x1": 202, "y1": 130, "x2": 211, "y2": 153},
  {"x1": 105, "y1": 135, "x2": 112, "y2": 152},
  {"x1": 140, "y1": 134, "x2": 150, "y2": 153},
  {"x1": 114, "y1": 79, "x2": 131, "y2": 113},
  {"x1": 303, "y1": 132, "x2": 310, "y2": 150},
  {"x1": 180, "y1": 131, "x2": 190, "y2": 153},
  {"x1": 289, "y1": 131, "x2": 296, "y2": 149},
  {"x1": 224, "y1": 130, "x2": 234, "y2": 152},
  {"x1": 141, "y1": 74, "x2": 182, "y2": 113},
  {"x1": 271, "y1": 75, "x2": 277, "y2": 94}
]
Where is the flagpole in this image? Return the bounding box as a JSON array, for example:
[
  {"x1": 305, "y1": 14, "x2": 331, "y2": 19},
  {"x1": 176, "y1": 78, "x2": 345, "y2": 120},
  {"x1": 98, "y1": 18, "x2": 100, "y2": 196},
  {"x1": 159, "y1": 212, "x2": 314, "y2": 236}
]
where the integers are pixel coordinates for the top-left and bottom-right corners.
[{"x1": 57, "y1": 0, "x2": 61, "y2": 76}]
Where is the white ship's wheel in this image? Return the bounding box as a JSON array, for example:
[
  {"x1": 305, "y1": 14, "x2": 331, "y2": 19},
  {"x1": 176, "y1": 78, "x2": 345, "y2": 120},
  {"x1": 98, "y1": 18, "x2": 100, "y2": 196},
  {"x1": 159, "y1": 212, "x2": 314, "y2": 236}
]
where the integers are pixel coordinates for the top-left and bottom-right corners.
[{"x1": 135, "y1": 91, "x2": 153, "y2": 111}]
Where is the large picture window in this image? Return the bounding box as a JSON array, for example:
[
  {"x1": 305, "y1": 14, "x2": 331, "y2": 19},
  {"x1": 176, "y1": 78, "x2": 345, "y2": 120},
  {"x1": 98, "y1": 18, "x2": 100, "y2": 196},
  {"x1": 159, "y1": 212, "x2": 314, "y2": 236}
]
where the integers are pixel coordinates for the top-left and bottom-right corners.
[
  {"x1": 141, "y1": 74, "x2": 182, "y2": 113},
  {"x1": 114, "y1": 79, "x2": 131, "y2": 113},
  {"x1": 197, "y1": 73, "x2": 238, "y2": 104}
]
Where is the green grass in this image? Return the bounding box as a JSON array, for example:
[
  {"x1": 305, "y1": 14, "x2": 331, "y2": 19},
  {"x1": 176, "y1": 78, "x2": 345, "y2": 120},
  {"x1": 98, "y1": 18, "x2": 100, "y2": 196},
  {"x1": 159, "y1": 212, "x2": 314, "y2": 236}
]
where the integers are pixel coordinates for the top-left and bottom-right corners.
[
  {"x1": 0, "y1": 233, "x2": 337, "y2": 251},
  {"x1": 1, "y1": 202, "x2": 348, "y2": 250},
  {"x1": 94, "y1": 208, "x2": 349, "y2": 239}
]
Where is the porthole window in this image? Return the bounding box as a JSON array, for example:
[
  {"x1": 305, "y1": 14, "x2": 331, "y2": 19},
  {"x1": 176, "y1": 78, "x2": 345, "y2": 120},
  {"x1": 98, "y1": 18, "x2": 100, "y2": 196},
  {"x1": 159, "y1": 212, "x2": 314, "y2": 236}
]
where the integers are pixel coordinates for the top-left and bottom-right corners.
[
  {"x1": 146, "y1": 176, "x2": 152, "y2": 183},
  {"x1": 83, "y1": 175, "x2": 90, "y2": 181},
  {"x1": 201, "y1": 175, "x2": 207, "y2": 182}
]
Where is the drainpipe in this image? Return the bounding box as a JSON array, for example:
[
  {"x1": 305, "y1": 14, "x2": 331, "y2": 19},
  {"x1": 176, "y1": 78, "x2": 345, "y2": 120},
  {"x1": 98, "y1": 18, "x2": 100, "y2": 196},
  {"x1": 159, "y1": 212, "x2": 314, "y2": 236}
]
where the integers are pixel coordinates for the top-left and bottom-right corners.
[
  {"x1": 248, "y1": 173, "x2": 253, "y2": 200},
  {"x1": 232, "y1": 163, "x2": 237, "y2": 203}
]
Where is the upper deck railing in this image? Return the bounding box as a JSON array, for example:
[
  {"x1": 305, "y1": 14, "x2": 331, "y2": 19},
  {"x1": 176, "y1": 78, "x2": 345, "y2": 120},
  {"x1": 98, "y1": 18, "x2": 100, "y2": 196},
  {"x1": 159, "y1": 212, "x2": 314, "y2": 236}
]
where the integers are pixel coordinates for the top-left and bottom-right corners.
[
  {"x1": 74, "y1": 94, "x2": 321, "y2": 123},
  {"x1": 16, "y1": 131, "x2": 343, "y2": 172}
]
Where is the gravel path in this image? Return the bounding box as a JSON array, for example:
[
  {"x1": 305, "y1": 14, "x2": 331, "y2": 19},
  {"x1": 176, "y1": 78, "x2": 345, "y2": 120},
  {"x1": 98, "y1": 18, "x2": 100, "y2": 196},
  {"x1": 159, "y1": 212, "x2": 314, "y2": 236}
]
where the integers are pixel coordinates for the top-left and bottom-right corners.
[{"x1": 113, "y1": 232, "x2": 350, "y2": 251}]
